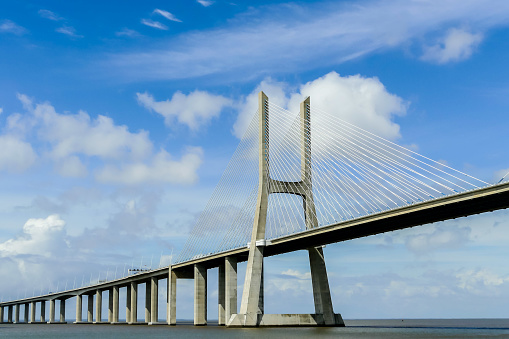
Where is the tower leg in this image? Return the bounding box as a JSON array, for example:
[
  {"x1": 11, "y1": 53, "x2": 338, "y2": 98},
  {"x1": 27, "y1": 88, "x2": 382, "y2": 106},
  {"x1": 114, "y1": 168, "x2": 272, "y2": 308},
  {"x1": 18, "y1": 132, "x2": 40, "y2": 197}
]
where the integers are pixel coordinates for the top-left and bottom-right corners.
[{"x1": 308, "y1": 247, "x2": 344, "y2": 326}]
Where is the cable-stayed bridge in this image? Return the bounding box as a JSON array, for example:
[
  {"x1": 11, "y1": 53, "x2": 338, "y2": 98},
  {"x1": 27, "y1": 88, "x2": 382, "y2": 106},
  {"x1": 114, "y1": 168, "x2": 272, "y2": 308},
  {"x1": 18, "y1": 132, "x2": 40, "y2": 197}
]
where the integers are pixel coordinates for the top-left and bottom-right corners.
[{"x1": 1, "y1": 92, "x2": 509, "y2": 327}]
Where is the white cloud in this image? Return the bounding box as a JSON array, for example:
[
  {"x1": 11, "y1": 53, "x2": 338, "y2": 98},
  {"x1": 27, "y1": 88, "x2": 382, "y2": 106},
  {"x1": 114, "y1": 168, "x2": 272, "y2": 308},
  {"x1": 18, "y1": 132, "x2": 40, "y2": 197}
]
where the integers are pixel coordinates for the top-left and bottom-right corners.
[
  {"x1": 234, "y1": 72, "x2": 406, "y2": 141},
  {"x1": 197, "y1": 0, "x2": 214, "y2": 7},
  {"x1": 56, "y1": 25, "x2": 83, "y2": 38},
  {"x1": 55, "y1": 156, "x2": 88, "y2": 178},
  {"x1": 456, "y1": 269, "x2": 506, "y2": 293},
  {"x1": 281, "y1": 269, "x2": 311, "y2": 280},
  {"x1": 115, "y1": 28, "x2": 140, "y2": 38},
  {"x1": 137, "y1": 90, "x2": 232, "y2": 130},
  {"x1": 405, "y1": 224, "x2": 471, "y2": 254},
  {"x1": 0, "y1": 107, "x2": 3, "y2": 114},
  {"x1": 38, "y1": 9, "x2": 63, "y2": 21},
  {"x1": 0, "y1": 215, "x2": 66, "y2": 257},
  {"x1": 141, "y1": 19, "x2": 168, "y2": 30},
  {"x1": 95, "y1": 147, "x2": 203, "y2": 185},
  {"x1": 18, "y1": 96, "x2": 152, "y2": 161},
  {"x1": 153, "y1": 9, "x2": 182, "y2": 22},
  {"x1": 0, "y1": 135, "x2": 36, "y2": 173},
  {"x1": 421, "y1": 28, "x2": 483, "y2": 64},
  {"x1": 11, "y1": 94, "x2": 204, "y2": 185},
  {"x1": 106, "y1": 0, "x2": 509, "y2": 81},
  {"x1": 0, "y1": 20, "x2": 27, "y2": 35}
]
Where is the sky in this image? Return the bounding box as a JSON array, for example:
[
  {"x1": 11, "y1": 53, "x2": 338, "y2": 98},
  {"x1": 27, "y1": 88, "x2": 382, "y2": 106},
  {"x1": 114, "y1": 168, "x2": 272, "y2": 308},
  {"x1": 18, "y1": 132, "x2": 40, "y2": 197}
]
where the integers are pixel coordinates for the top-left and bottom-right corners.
[{"x1": 1, "y1": 0, "x2": 509, "y2": 321}]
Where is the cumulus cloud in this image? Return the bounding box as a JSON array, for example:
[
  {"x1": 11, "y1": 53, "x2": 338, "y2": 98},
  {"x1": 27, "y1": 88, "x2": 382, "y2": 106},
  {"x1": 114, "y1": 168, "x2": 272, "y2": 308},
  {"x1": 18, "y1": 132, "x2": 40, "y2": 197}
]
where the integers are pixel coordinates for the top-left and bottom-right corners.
[
  {"x1": 0, "y1": 215, "x2": 66, "y2": 257},
  {"x1": 0, "y1": 20, "x2": 27, "y2": 35},
  {"x1": 96, "y1": 147, "x2": 203, "y2": 185},
  {"x1": 234, "y1": 72, "x2": 407, "y2": 141},
  {"x1": 0, "y1": 135, "x2": 36, "y2": 172},
  {"x1": 9, "y1": 94, "x2": 204, "y2": 185},
  {"x1": 38, "y1": 9, "x2": 63, "y2": 21},
  {"x1": 141, "y1": 19, "x2": 168, "y2": 30},
  {"x1": 137, "y1": 90, "x2": 232, "y2": 130},
  {"x1": 421, "y1": 28, "x2": 483, "y2": 64},
  {"x1": 21, "y1": 98, "x2": 153, "y2": 161},
  {"x1": 153, "y1": 9, "x2": 182, "y2": 22}
]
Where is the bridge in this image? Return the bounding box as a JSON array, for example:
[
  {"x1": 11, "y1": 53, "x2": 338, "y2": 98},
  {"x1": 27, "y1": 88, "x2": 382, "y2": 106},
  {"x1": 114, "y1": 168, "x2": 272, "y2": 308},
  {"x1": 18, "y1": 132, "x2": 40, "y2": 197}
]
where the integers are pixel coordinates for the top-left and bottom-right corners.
[{"x1": 1, "y1": 92, "x2": 508, "y2": 327}]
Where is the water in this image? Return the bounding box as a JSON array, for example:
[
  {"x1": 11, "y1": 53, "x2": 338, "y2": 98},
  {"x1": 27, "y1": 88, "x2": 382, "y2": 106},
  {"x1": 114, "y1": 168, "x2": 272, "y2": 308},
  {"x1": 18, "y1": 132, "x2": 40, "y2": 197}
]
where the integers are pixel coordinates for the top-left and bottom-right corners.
[{"x1": 1, "y1": 319, "x2": 509, "y2": 338}]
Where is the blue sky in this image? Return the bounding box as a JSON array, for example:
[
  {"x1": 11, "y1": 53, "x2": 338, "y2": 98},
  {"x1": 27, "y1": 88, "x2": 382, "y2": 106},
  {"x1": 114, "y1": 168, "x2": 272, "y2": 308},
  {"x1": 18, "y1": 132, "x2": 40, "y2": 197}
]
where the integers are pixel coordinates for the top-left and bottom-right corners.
[{"x1": 1, "y1": 0, "x2": 509, "y2": 320}]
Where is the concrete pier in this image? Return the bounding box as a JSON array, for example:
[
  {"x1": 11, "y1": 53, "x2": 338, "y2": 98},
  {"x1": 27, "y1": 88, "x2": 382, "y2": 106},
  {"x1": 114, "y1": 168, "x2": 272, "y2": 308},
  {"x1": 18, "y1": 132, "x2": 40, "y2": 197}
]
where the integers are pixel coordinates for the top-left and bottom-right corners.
[
  {"x1": 168, "y1": 269, "x2": 177, "y2": 325},
  {"x1": 49, "y1": 299, "x2": 55, "y2": 323},
  {"x1": 24, "y1": 303, "x2": 29, "y2": 323},
  {"x1": 7, "y1": 305, "x2": 12, "y2": 323},
  {"x1": 194, "y1": 264, "x2": 207, "y2": 326},
  {"x1": 75, "y1": 295, "x2": 82, "y2": 323},
  {"x1": 0, "y1": 306, "x2": 3, "y2": 323},
  {"x1": 149, "y1": 277, "x2": 158, "y2": 324},
  {"x1": 112, "y1": 286, "x2": 119, "y2": 323},
  {"x1": 218, "y1": 262, "x2": 225, "y2": 325},
  {"x1": 126, "y1": 285, "x2": 131, "y2": 323},
  {"x1": 60, "y1": 300, "x2": 66, "y2": 323},
  {"x1": 145, "y1": 282, "x2": 151, "y2": 323},
  {"x1": 14, "y1": 304, "x2": 20, "y2": 323},
  {"x1": 129, "y1": 282, "x2": 137, "y2": 324},
  {"x1": 30, "y1": 301, "x2": 36, "y2": 323},
  {"x1": 40, "y1": 301, "x2": 46, "y2": 322},
  {"x1": 108, "y1": 290, "x2": 113, "y2": 322},
  {"x1": 225, "y1": 257, "x2": 237, "y2": 326},
  {"x1": 87, "y1": 295, "x2": 93, "y2": 322},
  {"x1": 96, "y1": 290, "x2": 102, "y2": 323}
]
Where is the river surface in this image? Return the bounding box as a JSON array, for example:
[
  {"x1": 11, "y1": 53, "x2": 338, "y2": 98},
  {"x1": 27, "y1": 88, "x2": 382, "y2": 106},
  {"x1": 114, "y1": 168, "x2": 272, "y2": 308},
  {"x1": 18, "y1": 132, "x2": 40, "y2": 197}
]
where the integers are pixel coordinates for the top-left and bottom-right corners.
[{"x1": 1, "y1": 319, "x2": 509, "y2": 338}]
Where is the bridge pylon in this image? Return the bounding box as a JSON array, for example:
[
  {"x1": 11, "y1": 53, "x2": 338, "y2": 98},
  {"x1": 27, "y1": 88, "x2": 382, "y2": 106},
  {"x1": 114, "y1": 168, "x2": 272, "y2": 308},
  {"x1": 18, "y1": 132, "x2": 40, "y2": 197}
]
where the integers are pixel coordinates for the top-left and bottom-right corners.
[{"x1": 228, "y1": 92, "x2": 345, "y2": 327}]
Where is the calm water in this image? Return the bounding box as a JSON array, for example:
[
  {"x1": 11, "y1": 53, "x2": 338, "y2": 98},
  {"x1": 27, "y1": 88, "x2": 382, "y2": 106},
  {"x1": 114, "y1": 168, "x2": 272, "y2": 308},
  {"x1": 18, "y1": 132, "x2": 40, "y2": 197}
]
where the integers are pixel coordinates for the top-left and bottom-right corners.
[{"x1": 1, "y1": 319, "x2": 509, "y2": 338}]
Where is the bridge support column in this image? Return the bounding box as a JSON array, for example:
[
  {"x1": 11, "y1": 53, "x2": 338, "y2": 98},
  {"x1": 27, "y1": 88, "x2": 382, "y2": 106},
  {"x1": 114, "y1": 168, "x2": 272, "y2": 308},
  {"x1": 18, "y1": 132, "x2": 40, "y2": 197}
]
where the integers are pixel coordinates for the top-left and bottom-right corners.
[
  {"x1": 145, "y1": 282, "x2": 151, "y2": 323},
  {"x1": 24, "y1": 303, "x2": 29, "y2": 323},
  {"x1": 95, "y1": 290, "x2": 102, "y2": 323},
  {"x1": 0, "y1": 306, "x2": 3, "y2": 323},
  {"x1": 168, "y1": 269, "x2": 177, "y2": 325},
  {"x1": 30, "y1": 301, "x2": 36, "y2": 323},
  {"x1": 129, "y1": 282, "x2": 137, "y2": 324},
  {"x1": 75, "y1": 295, "x2": 82, "y2": 323},
  {"x1": 112, "y1": 286, "x2": 119, "y2": 323},
  {"x1": 126, "y1": 285, "x2": 131, "y2": 323},
  {"x1": 7, "y1": 305, "x2": 12, "y2": 323},
  {"x1": 49, "y1": 299, "x2": 55, "y2": 323},
  {"x1": 108, "y1": 289, "x2": 113, "y2": 322},
  {"x1": 14, "y1": 304, "x2": 20, "y2": 323},
  {"x1": 149, "y1": 277, "x2": 158, "y2": 324},
  {"x1": 194, "y1": 264, "x2": 207, "y2": 326},
  {"x1": 40, "y1": 301, "x2": 46, "y2": 323},
  {"x1": 218, "y1": 262, "x2": 225, "y2": 325},
  {"x1": 225, "y1": 256, "x2": 237, "y2": 325},
  {"x1": 60, "y1": 300, "x2": 66, "y2": 323},
  {"x1": 87, "y1": 294, "x2": 93, "y2": 323}
]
